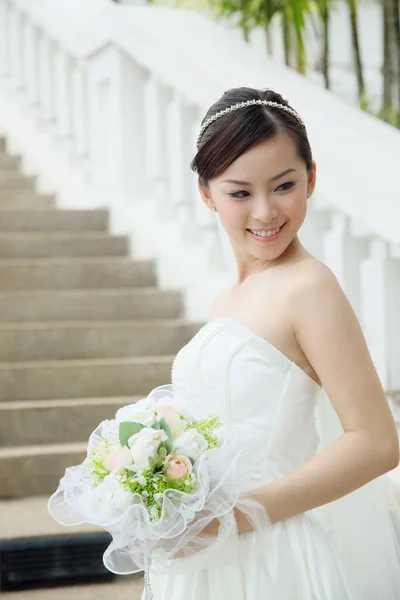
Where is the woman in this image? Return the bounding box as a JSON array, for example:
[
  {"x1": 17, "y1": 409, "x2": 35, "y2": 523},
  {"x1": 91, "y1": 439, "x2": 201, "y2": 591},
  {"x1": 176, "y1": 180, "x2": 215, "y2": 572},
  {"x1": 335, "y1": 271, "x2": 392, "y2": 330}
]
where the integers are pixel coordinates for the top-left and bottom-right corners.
[{"x1": 144, "y1": 86, "x2": 400, "y2": 599}]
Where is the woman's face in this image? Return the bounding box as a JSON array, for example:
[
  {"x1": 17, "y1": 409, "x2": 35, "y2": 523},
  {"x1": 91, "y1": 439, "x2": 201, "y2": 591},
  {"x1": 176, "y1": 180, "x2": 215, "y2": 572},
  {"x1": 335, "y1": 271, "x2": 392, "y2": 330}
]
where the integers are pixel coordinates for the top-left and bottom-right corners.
[{"x1": 199, "y1": 130, "x2": 316, "y2": 272}]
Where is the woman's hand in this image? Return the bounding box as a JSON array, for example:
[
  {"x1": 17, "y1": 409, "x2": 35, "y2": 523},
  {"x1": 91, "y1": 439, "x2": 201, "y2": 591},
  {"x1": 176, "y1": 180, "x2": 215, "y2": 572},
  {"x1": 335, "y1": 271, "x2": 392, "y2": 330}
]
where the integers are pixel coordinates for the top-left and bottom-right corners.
[
  {"x1": 233, "y1": 506, "x2": 255, "y2": 534},
  {"x1": 158, "y1": 506, "x2": 256, "y2": 561},
  {"x1": 200, "y1": 507, "x2": 254, "y2": 536}
]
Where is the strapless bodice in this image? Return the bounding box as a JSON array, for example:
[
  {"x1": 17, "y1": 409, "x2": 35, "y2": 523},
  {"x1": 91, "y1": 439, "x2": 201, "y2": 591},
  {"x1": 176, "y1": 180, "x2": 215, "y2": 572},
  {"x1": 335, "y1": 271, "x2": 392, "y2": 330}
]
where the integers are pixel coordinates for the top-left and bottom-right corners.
[{"x1": 171, "y1": 317, "x2": 322, "y2": 484}]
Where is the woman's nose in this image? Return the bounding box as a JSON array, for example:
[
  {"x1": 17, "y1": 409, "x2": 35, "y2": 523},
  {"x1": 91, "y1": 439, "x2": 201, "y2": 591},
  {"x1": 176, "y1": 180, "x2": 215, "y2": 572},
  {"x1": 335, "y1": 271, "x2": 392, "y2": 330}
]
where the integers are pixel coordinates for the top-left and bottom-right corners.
[{"x1": 251, "y1": 198, "x2": 278, "y2": 223}]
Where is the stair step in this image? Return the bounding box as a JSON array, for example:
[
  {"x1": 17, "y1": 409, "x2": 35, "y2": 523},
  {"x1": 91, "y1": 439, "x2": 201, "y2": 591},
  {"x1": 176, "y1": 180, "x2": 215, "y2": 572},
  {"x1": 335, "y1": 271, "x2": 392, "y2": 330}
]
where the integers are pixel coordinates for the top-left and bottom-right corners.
[
  {"x1": 0, "y1": 319, "x2": 200, "y2": 361},
  {"x1": 0, "y1": 173, "x2": 36, "y2": 189},
  {"x1": 0, "y1": 496, "x2": 143, "y2": 596},
  {"x1": 0, "y1": 191, "x2": 55, "y2": 207},
  {"x1": 0, "y1": 154, "x2": 20, "y2": 170},
  {"x1": 0, "y1": 442, "x2": 90, "y2": 497},
  {"x1": 0, "y1": 496, "x2": 101, "y2": 539},
  {"x1": 0, "y1": 257, "x2": 156, "y2": 290},
  {"x1": 0, "y1": 208, "x2": 108, "y2": 232},
  {"x1": 0, "y1": 355, "x2": 173, "y2": 401},
  {"x1": 0, "y1": 232, "x2": 129, "y2": 258},
  {"x1": 0, "y1": 287, "x2": 183, "y2": 322},
  {"x1": 0, "y1": 578, "x2": 143, "y2": 599},
  {"x1": 0, "y1": 397, "x2": 137, "y2": 446}
]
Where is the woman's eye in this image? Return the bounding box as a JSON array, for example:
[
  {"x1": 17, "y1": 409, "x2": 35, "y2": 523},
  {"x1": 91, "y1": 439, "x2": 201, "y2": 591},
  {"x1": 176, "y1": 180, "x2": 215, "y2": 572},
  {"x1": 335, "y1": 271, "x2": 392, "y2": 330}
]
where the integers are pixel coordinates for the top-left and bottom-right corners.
[
  {"x1": 276, "y1": 181, "x2": 295, "y2": 192},
  {"x1": 228, "y1": 191, "x2": 249, "y2": 199}
]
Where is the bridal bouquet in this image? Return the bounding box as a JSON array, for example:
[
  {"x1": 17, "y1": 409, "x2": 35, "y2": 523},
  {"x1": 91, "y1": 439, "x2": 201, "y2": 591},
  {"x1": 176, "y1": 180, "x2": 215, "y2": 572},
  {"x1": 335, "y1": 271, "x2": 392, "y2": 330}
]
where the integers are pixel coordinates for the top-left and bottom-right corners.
[
  {"x1": 70, "y1": 391, "x2": 222, "y2": 523},
  {"x1": 48, "y1": 385, "x2": 247, "y2": 598}
]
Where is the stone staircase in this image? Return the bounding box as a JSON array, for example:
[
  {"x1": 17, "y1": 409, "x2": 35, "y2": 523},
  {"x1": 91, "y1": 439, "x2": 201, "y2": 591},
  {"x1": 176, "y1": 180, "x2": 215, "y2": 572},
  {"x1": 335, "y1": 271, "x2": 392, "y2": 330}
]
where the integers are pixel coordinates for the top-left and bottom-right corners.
[{"x1": 0, "y1": 137, "x2": 202, "y2": 595}]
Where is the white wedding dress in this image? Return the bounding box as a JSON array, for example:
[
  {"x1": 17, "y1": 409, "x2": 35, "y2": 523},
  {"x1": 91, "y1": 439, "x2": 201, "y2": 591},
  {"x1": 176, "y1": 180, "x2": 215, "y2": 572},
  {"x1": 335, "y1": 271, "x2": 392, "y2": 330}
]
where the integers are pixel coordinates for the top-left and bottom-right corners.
[{"x1": 143, "y1": 316, "x2": 400, "y2": 600}]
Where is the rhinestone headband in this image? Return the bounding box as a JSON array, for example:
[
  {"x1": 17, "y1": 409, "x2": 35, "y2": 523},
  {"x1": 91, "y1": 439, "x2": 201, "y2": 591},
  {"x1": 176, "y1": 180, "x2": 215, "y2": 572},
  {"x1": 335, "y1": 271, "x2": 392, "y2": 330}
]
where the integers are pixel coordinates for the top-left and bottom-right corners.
[{"x1": 197, "y1": 99, "x2": 305, "y2": 146}]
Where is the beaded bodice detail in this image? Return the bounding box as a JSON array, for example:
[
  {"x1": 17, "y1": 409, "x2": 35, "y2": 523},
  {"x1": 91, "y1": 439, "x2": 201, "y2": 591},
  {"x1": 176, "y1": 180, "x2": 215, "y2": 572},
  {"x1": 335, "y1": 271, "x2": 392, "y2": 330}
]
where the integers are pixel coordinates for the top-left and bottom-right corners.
[{"x1": 171, "y1": 317, "x2": 321, "y2": 484}]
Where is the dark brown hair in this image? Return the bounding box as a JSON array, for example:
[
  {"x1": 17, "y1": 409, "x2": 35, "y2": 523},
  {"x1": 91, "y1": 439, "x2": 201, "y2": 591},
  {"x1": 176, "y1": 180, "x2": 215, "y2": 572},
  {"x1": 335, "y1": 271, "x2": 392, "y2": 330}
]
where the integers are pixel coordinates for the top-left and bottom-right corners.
[{"x1": 191, "y1": 87, "x2": 313, "y2": 188}]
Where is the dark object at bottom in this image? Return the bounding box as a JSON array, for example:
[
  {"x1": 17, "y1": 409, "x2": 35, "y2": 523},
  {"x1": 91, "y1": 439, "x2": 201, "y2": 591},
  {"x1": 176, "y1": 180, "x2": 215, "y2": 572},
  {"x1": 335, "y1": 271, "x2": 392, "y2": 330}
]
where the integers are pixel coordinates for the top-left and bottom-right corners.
[{"x1": 0, "y1": 532, "x2": 115, "y2": 592}]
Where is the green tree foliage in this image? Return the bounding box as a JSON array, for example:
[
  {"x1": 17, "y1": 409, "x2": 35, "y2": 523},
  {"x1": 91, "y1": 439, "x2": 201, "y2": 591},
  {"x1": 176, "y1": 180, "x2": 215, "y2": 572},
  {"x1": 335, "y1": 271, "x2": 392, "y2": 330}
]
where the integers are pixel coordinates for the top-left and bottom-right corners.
[{"x1": 145, "y1": 0, "x2": 400, "y2": 128}]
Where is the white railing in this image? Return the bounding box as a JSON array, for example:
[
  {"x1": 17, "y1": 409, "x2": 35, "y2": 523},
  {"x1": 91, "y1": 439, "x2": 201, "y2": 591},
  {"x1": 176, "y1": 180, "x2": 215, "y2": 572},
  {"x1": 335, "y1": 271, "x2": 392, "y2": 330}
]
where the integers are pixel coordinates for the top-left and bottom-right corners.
[{"x1": 0, "y1": 0, "x2": 400, "y2": 400}]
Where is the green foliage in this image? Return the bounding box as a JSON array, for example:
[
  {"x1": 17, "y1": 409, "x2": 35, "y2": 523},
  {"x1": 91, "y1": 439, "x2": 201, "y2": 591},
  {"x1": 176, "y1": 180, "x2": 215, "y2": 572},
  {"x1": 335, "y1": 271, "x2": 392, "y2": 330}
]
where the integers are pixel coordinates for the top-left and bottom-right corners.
[
  {"x1": 119, "y1": 421, "x2": 144, "y2": 447},
  {"x1": 359, "y1": 88, "x2": 369, "y2": 112},
  {"x1": 158, "y1": 417, "x2": 173, "y2": 445},
  {"x1": 122, "y1": 470, "x2": 198, "y2": 520},
  {"x1": 158, "y1": 445, "x2": 167, "y2": 459},
  {"x1": 149, "y1": 0, "x2": 400, "y2": 132},
  {"x1": 86, "y1": 411, "x2": 222, "y2": 521},
  {"x1": 149, "y1": 447, "x2": 169, "y2": 471},
  {"x1": 185, "y1": 414, "x2": 221, "y2": 449},
  {"x1": 85, "y1": 447, "x2": 110, "y2": 484},
  {"x1": 377, "y1": 105, "x2": 400, "y2": 128},
  {"x1": 359, "y1": 92, "x2": 400, "y2": 129}
]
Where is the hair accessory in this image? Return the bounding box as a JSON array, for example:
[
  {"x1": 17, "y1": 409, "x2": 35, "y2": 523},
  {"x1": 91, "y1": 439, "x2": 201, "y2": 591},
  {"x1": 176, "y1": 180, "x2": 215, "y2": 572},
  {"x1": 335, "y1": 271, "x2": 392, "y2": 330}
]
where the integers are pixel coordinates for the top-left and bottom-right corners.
[{"x1": 197, "y1": 99, "x2": 305, "y2": 146}]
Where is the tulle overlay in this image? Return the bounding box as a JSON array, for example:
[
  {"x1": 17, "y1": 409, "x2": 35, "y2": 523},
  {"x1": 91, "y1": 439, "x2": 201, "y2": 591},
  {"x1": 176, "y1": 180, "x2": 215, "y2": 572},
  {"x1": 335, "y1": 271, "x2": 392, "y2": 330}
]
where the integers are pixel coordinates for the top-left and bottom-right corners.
[
  {"x1": 148, "y1": 511, "x2": 357, "y2": 599},
  {"x1": 48, "y1": 384, "x2": 271, "y2": 576}
]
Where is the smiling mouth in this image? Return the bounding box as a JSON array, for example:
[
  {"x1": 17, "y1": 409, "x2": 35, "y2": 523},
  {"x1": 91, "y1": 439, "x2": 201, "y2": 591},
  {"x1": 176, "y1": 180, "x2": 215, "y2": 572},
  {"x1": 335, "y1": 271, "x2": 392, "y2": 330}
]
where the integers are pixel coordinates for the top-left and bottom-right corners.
[{"x1": 246, "y1": 222, "x2": 287, "y2": 238}]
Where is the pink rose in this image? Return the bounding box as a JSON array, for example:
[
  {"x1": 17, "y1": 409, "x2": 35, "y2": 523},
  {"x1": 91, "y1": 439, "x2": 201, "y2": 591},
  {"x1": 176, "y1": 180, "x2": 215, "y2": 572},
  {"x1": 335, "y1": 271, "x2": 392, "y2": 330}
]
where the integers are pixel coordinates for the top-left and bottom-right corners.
[
  {"x1": 156, "y1": 407, "x2": 187, "y2": 440},
  {"x1": 164, "y1": 454, "x2": 193, "y2": 481},
  {"x1": 104, "y1": 446, "x2": 134, "y2": 475},
  {"x1": 157, "y1": 405, "x2": 179, "y2": 416}
]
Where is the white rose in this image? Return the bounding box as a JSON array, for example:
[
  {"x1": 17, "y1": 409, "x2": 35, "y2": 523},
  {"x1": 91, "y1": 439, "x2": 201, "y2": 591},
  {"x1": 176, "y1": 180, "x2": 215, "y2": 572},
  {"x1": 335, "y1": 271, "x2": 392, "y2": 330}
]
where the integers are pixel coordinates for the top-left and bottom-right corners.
[
  {"x1": 172, "y1": 429, "x2": 208, "y2": 461},
  {"x1": 116, "y1": 398, "x2": 157, "y2": 427},
  {"x1": 81, "y1": 474, "x2": 133, "y2": 518},
  {"x1": 128, "y1": 427, "x2": 168, "y2": 470}
]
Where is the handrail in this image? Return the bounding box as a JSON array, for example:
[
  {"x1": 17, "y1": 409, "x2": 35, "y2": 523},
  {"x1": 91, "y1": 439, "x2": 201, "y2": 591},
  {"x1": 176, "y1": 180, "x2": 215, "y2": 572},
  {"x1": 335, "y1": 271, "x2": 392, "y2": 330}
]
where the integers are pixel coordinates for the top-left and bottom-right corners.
[
  {"x1": 1, "y1": 0, "x2": 400, "y2": 391},
  {"x1": 8, "y1": 0, "x2": 400, "y2": 245}
]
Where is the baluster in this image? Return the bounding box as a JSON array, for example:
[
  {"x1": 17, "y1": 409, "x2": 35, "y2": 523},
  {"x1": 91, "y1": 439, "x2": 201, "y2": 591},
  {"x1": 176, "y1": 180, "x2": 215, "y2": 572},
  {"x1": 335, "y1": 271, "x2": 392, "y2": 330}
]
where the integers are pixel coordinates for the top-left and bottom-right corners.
[
  {"x1": 166, "y1": 90, "x2": 194, "y2": 226},
  {"x1": 24, "y1": 19, "x2": 40, "y2": 115},
  {"x1": 188, "y1": 112, "x2": 225, "y2": 271},
  {"x1": 0, "y1": 0, "x2": 10, "y2": 82},
  {"x1": 119, "y1": 53, "x2": 147, "y2": 199},
  {"x1": 323, "y1": 212, "x2": 369, "y2": 318},
  {"x1": 54, "y1": 46, "x2": 73, "y2": 154},
  {"x1": 360, "y1": 239, "x2": 400, "y2": 393},
  {"x1": 38, "y1": 34, "x2": 55, "y2": 127},
  {"x1": 9, "y1": 3, "x2": 23, "y2": 95},
  {"x1": 87, "y1": 46, "x2": 147, "y2": 199},
  {"x1": 88, "y1": 60, "x2": 114, "y2": 189},
  {"x1": 299, "y1": 192, "x2": 331, "y2": 261},
  {"x1": 191, "y1": 107, "x2": 214, "y2": 227},
  {"x1": 71, "y1": 59, "x2": 89, "y2": 169},
  {"x1": 144, "y1": 75, "x2": 169, "y2": 207}
]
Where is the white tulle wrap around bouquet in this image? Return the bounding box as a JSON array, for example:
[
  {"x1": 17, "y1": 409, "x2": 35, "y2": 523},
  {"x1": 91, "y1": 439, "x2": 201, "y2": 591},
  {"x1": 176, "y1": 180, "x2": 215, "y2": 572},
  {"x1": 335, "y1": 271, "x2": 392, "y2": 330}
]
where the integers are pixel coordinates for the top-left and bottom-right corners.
[{"x1": 48, "y1": 384, "x2": 269, "y2": 599}]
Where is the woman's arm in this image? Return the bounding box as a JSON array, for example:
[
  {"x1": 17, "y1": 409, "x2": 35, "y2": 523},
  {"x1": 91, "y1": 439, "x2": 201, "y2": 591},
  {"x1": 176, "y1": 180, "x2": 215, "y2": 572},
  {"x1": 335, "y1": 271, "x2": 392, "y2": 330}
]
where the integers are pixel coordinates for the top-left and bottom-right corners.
[{"x1": 247, "y1": 261, "x2": 399, "y2": 527}]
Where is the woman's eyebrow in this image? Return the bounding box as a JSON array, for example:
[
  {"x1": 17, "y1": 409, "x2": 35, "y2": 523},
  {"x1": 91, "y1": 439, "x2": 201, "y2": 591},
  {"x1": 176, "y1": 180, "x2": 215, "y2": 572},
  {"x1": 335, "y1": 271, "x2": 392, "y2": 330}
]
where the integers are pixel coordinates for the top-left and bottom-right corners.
[
  {"x1": 270, "y1": 168, "x2": 297, "y2": 181},
  {"x1": 222, "y1": 168, "x2": 297, "y2": 186}
]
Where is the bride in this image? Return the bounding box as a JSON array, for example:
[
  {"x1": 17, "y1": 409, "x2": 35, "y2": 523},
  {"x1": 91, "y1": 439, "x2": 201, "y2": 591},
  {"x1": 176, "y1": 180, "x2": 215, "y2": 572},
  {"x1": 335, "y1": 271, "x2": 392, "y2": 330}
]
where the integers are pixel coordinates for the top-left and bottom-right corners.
[{"x1": 143, "y1": 86, "x2": 400, "y2": 599}]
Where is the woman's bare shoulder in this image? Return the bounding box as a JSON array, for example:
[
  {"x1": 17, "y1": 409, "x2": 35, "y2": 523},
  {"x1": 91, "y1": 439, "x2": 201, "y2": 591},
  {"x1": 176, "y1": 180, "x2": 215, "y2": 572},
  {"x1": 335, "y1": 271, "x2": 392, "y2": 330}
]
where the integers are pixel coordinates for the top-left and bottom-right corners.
[
  {"x1": 209, "y1": 285, "x2": 233, "y2": 320},
  {"x1": 289, "y1": 256, "x2": 336, "y2": 289},
  {"x1": 288, "y1": 255, "x2": 399, "y2": 461}
]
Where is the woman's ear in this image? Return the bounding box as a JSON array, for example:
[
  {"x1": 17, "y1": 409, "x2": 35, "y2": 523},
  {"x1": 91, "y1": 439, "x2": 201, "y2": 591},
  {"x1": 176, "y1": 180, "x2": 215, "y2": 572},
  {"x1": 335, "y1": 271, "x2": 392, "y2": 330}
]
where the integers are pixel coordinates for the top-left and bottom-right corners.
[
  {"x1": 307, "y1": 161, "x2": 317, "y2": 196},
  {"x1": 197, "y1": 180, "x2": 215, "y2": 211}
]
